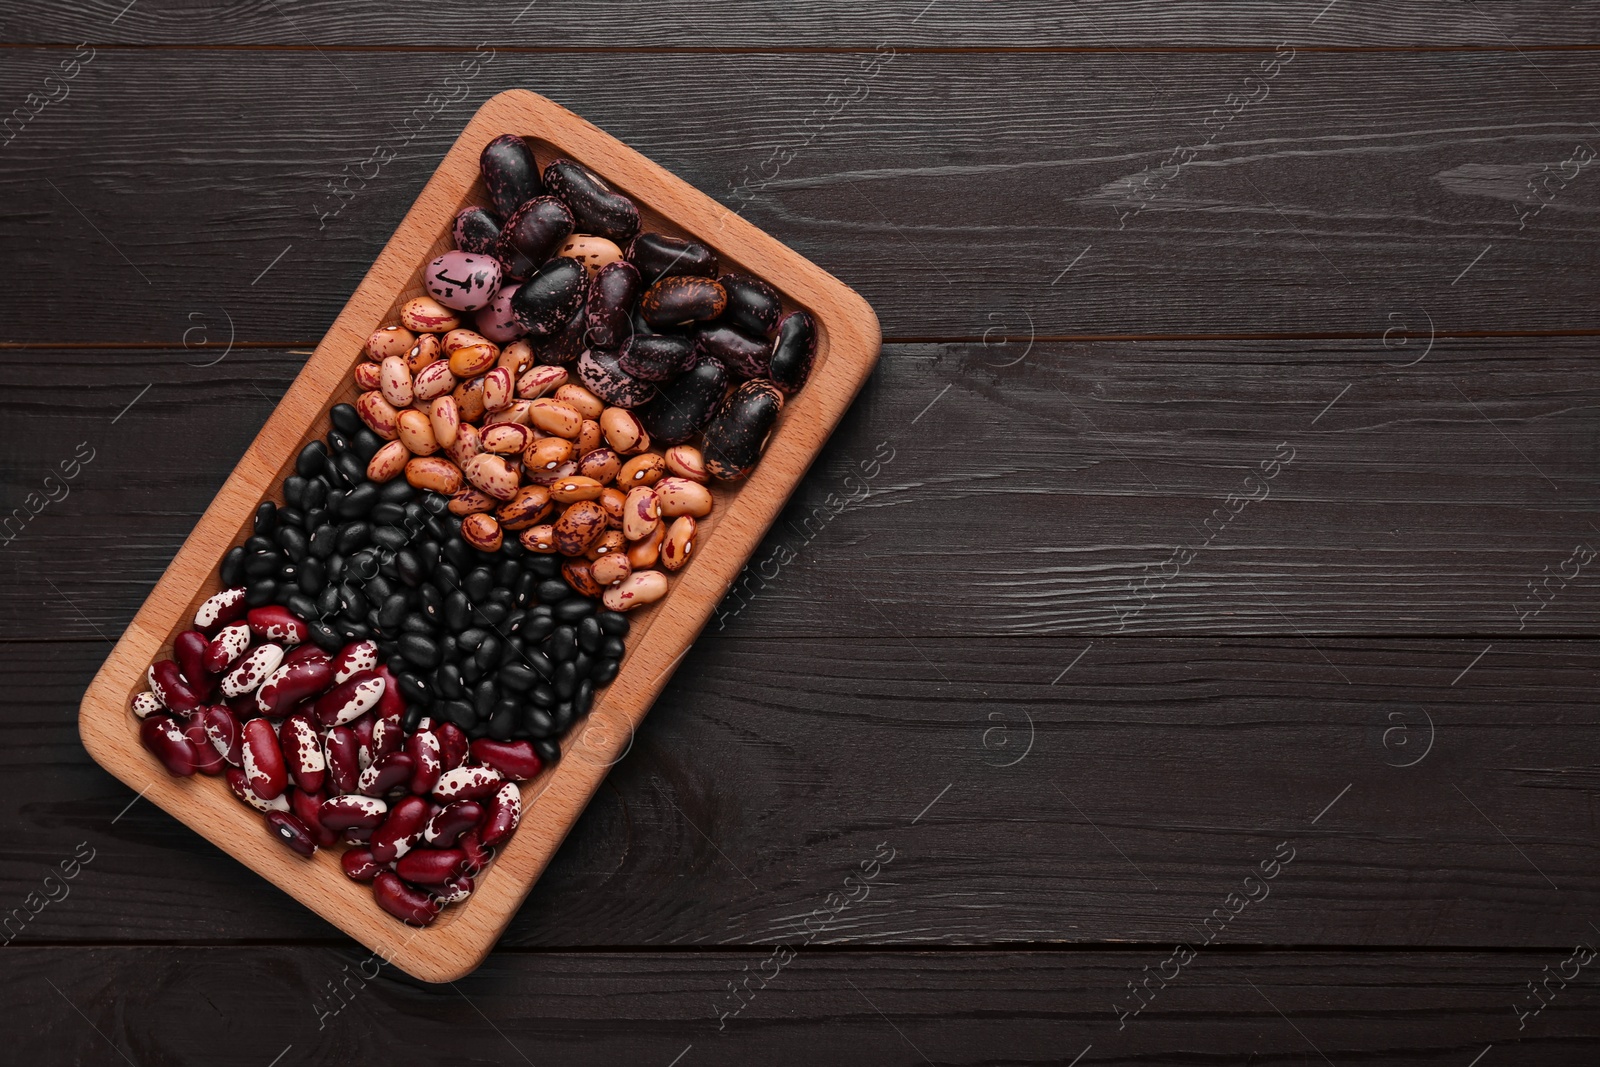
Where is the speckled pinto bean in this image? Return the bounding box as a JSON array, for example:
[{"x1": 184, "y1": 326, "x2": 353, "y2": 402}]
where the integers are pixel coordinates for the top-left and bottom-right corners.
[
  {"x1": 396, "y1": 409, "x2": 439, "y2": 456},
  {"x1": 662, "y1": 516, "x2": 696, "y2": 571},
  {"x1": 461, "y1": 512, "x2": 504, "y2": 552},
  {"x1": 379, "y1": 355, "x2": 414, "y2": 408},
  {"x1": 464, "y1": 453, "x2": 520, "y2": 500},
  {"x1": 591, "y1": 552, "x2": 632, "y2": 586},
  {"x1": 399, "y1": 295, "x2": 461, "y2": 334},
  {"x1": 529, "y1": 397, "x2": 583, "y2": 438},
  {"x1": 448, "y1": 487, "x2": 495, "y2": 516},
  {"x1": 602, "y1": 569, "x2": 669, "y2": 612},
  {"x1": 356, "y1": 391, "x2": 400, "y2": 440},
  {"x1": 407, "y1": 332, "x2": 441, "y2": 374},
  {"x1": 554, "y1": 500, "x2": 607, "y2": 555},
  {"x1": 405, "y1": 456, "x2": 464, "y2": 495},
  {"x1": 353, "y1": 362, "x2": 382, "y2": 391},
  {"x1": 481, "y1": 422, "x2": 531, "y2": 455},
  {"x1": 445, "y1": 421, "x2": 481, "y2": 468},
  {"x1": 655, "y1": 477, "x2": 713, "y2": 518},
  {"x1": 412, "y1": 359, "x2": 457, "y2": 401},
  {"x1": 366, "y1": 325, "x2": 415, "y2": 361},
  {"x1": 563, "y1": 558, "x2": 603, "y2": 596},
  {"x1": 496, "y1": 485, "x2": 551, "y2": 530},
  {"x1": 516, "y1": 364, "x2": 568, "y2": 400},
  {"x1": 622, "y1": 485, "x2": 659, "y2": 540},
  {"x1": 366, "y1": 439, "x2": 409, "y2": 483},
  {"x1": 664, "y1": 445, "x2": 707, "y2": 483},
  {"x1": 482, "y1": 366, "x2": 514, "y2": 412}
]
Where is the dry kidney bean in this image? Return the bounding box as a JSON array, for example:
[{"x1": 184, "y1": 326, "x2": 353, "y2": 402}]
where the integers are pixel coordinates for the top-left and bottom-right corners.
[
  {"x1": 769, "y1": 310, "x2": 817, "y2": 394},
  {"x1": 663, "y1": 445, "x2": 707, "y2": 482},
  {"x1": 227, "y1": 766, "x2": 289, "y2": 812},
  {"x1": 370, "y1": 795, "x2": 431, "y2": 864},
  {"x1": 453, "y1": 206, "x2": 501, "y2": 255},
  {"x1": 641, "y1": 275, "x2": 727, "y2": 327},
  {"x1": 408, "y1": 728, "x2": 443, "y2": 794},
  {"x1": 395, "y1": 847, "x2": 467, "y2": 887},
  {"x1": 195, "y1": 586, "x2": 249, "y2": 631},
  {"x1": 585, "y1": 260, "x2": 641, "y2": 349},
  {"x1": 602, "y1": 570, "x2": 669, "y2": 612},
  {"x1": 140, "y1": 714, "x2": 197, "y2": 776},
  {"x1": 290, "y1": 787, "x2": 338, "y2": 847},
  {"x1": 367, "y1": 324, "x2": 416, "y2": 361},
  {"x1": 470, "y1": 739, "x2": 543, "y2": 779},
  {"x1": 358, "y1": 751, "x2": 415, "y2": 796},
  {"x1": 496, "y1": 195, "x2": 575, "y2": 279},
  {"x1": 279, "y1": 714, "x2": 326, "y2": 793},
  {"x1": 557, "y1": 234, "x2": 624, "y2": 277},
  {"x1": 200, "y1": 704, "x2": 243, "y2": 766},
  {"x1": 129, "y1": 690, "x2": 163, "y2": 719},
  {"x1": 373, "y1": 871, "x2": 441, "y2": 925},
  {"x1": 174, "y1": 630, "x2": 212, "y2": 687},
  {"x1": 697, "y1": 323, "x2": 771, "y2": 380},
  {"x1": 482, "y1": 781, "x2": 522, "y2": 846},
  {"x1": 432, "y1": 764, "x2": 503, "y2": 802},
  {"x1": 703, "y1": 379, "x2": 784, "y2": 481},
  {"x1": 640, "y1": 357, "x2": 727, "y2": 445},
  {"x1": 266, "y1": 810, "x2": 318, "y2": 857},
  {"x1": 628, "y1": 231, "x2": 715, "y2": 285},
  {"x1": 332, "y1": 639, "x2": 378, "y2": 683},
  {"x1": 255, "y1": 656, "x2": 333, "y2": 716},
  {"x1": 342, "y1": 846, "x2": 383, "y2": 882},
  {"x1": 424, "y1": 800, "x2": 482, "y2": 847},
  {"x1": 320, "y1": 794, "x2": 387, "y2": 831},
  {"x1": 511, "y1": 256, "x2": 587, "y2": 337},
  {"x1": 662, "y1": 516, "x2": 696, "y2": 571},
  {"x1": 221, "y1": 643, "x2": 285, "y2": 698},
  {"x1": 203, "y1": 620, "x2": 251, "y2": 672},
  {"x1": 578, "y1": 348, "x2": 656, "y2": 409},
  {"x1": 543, "y1": 159, "x2": 640, "y2": 243},
  {"x1": 618, "y1": 334, "x2": 695, "y2": 384},
  {"x1": 399, "y1": 296, "x2": 460, "y2": 334},
  {"x1": 480, "y1": 134, "x2": 543, "y2": 217},
  {"x1": 324, "y1": 727, "x2": 361, "y2": 795},
  {"x1": 148, "y1": 659, "x2": 204, "y2": 713},
  {"x1": 313, "y1": 672, "x2": 385, "y2": 727},
  {"x1": 241, "y1": 717, "x2": 289, "y2": 799}
]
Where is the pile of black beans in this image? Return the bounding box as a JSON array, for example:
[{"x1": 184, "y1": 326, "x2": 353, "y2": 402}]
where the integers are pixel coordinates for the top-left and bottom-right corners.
[{"x1": 217, "y1": 402, "x2": 629, "y2": 764}]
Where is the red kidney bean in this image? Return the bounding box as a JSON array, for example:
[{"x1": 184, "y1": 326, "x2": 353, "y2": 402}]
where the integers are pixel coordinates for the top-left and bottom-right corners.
[
  {"x1": 130, "y1": 691, "x2": 162, "y2": 719},
  {"x1": 341, "y1": 847, "x2": 383, "y2": 883},
  {"x1": 423, "y1": 800, "x2": 483, "y2": 848},
  {"x1": 395, "y1": 847, "x2": 467, "y2": 887},
  {"x1": 371, "y1": 712, "x2": 404, "y2": 766},
  {"x1": 221, "y1": 643, "x2": 285, "y2": 698},
  {"x1": 194, "y1": 586, "x2": 248, "y2": 631},
  {"x1": 324, "y1": 726, "x2": 361, "y2": 795},
  {"x1": 372, "y1": 664, "x2": 406, "y2": 721},
  {"x1": 182, "y1": 716, "x2": 224, "y2": 776},
  {"x1": 319, "y1": 794, "x2": 388, "y2": 832},
  {"x1": 242, "y1": 718, "x2": 289, "y2": 799},
  {"x1": 407, "y1": 728, "x2": 443, "y2": 795},
  {"x1": 313, "y1": 671, "x2": 385, "y2": 727},
  {"x1": 148, "y1": 660, "x2": 204, "y2": 714},
  {"x1": 481, "y1": 781, "x2": 522, "y2": 847},
  {"x1": 174, "y1": 630, "x2": 214, "y2": 689},
  {"x1": 265, "y1": 810, "x2": 317, "y2": 857},
  {"x1": 331, "y1": 640, "x2": 379, "y2": 684},
  {"x1": 435, "y1": 874, "x2": 474, "y2": 904},
  {"x1": 255, "y1": 657, "x2": 335, "y2": 717},
  {"x1": 202, "y1": 621, "x2": 251, "y2": 674},
  {"x1": 373, "y1": 871, "x2": 440, "y2": 926},
  {"x1": 350, "y1": 712, "x2": 376, "y2": 768},
  {"x1": 278, "y1": 714, "x2": 326, "y2": 794},
  {"x1": 246, "y1": 605, "x2": 308, "y2": 646},
  {"x1": 469, "y1": 739, "x2": 544, "y2": 781},
  {"x1": 432, "y1": 765, "x2": 504, "y2": 802},
  {"x1": 289, "y1": 786, "x2": 338, "y2": 847},
  {"x1": 435, "y1": 722, "x2": 469, "y2": 772},
  {"x1": 370, "y1": 795, "x2": 431, "y2": 864},
  {"x1": 357, "y1": 751, "x2": 415, "y2": 797},
  {"x1": 200, "y1": 704, "x2": 243, "y2": 766},
  {"x1": 281, "y1": 642, "x2": 330, "y2": 668},
  {"x1": 343, "y1": 826, "x2": 375, "y2": 846},
  {"x1": 227, "y1": 766, "x2": 289, "y2": 813},
  {"x1": 459, "y1": 829, "x2": 492, "y2": 875},
  {"x1": 140, "y1": 714, "x2": 197, "y2": 777}
]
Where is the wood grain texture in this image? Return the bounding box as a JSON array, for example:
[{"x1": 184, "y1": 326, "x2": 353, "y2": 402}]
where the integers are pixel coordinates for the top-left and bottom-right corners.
[
  {"x1": 7, "y1": 948, "x2": 1599, "y2": 1064},
  {"x1": 8, "y1": 338, "x2": 1596, "y2": 641},
  {"x1": 73, "y1": 89, "x2": 880, "y2": 983},
  {"x1": 15, "y1": 0, "x2": 1600, "y2": 47},
  {"x1": 15, "y1": 637, "x2": 1600, "y2": 947},
  {"x1": 3, "y1": 49, "x2": 1600, "y2": 342}
]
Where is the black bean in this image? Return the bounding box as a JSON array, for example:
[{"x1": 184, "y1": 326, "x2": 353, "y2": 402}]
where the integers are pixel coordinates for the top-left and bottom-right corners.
[
  {"x1": 245, "y1": 534, "x2": 275, "y2": 554},
  {"x1": 443, "y1": 700, "x2": 476, "y2": 729},
  {"x1": 402, "y1": 613, "x2": 434, "y2": 636},
  {"x1": 338, "y1": 483, "x2": 380, "y2": 519},
  {"x1": 220, "y1": 545, "x2": 246, "y2": 587},
  {"x1": 286, "y1": 593, "x2": 318, "y2": 620},
  {"x1": 253, "y1": 501, "x2": 277, "y2": 537},
  {"x1": 495, "y1": 559, "x2": 520, "y2": 587},
  {"x1": 597, "y1": 611, "x2": 630, "y2": 637},
  {"x1": 503, "y1": 539, "x2": 524, "y2": 559},
  {"x1": 245, "y1": 578, "x2": 276, "y2": 607},
  {"x1": 302, "y1": 477, "x2": 329, "y2": 510},
  {"x1": 283, "y1": 475, "x2": 308, "y2": 509},
  {"x1": 275, "y1": 526, "x2": 309, "y2": 562},
  {"x1": 316, "y1": 585, "x2": 342, "y2": 618},
  {"x1": 378, "y1": 479, "x2": 415, "y2": 504},
  {"x1": 327, "y1": 489, "x2": 346, "y2": 515},
  {"x1": 443, "y1": 538, "x2": 474, "y2": 572},
  {"x1": 352, "y1": 428, "x2": 383, "y2": 462},
  {"x1": 523, "y1": 554, "x2": 560, "y2": 579},
  {"x1": 305, "y1": 506, "x2": 329, "y2": 532},
  {"x1": 574, "y1": 679, "x2": 595, "y2": 716},
  {"x1": 328, "y1": 429, "x2": 352, "y2": 454},
  {"x1": 555, "y1": 598, "x2": 595, "y2": 622},
  {"x1": 533, "y1": 738, "x2": 561, "y2": 765},
  {"x1": 309, "y1": 524, "x2": 337, "y2": 559},
  {"x1": 245, "y1": 552, "x2": 279, "y2": 579},
  {"x1": 554, "y1": 660, "x2": 577, "y2": 699},
  {"x1": 597, "y1": 636, "x2": 623, "y2": 660},
  {"x1": 522, "y1": 706, "x2": 556, "y2": 737},
  {"x1": 329, "y1": 403, "x2": 362, "y2": 435},
  {"x1": 378, "y1": 593, "x2": 408, "y2": 630},
  {"x1": 529, "y1": 683, "x2": 556, "y2": 709},
  {"x1": 472, "y1": 679, "x2": 498, "y2": 719},
  {"x1": 434, "y1": 663, "x2": 465, "y2": 700},
  {"x1": 339, "y1": 583, "x2": 368, "y2": 618},
  {"x1": 460, "y1": 657, "x2": 484, "y2": 685},
  {"x1": 466, "y1": 721, "x2": 489, "y2": 741},
  {"x1": 309, "y1": 619, "x2": 344, "y2": 652},
  {"x1": 414, "y1": 584, "x2": 440, "y2": 621},
  {"x1": 479, "y1": 601, "x2": 511, "y2": 626},
  {"x1": 326, "y1": 553, "x2": 345, "y2": 585},
  {"x1": 536, "y1": 579, "x2": 570, "y2": 603},
  {"x1": 487, "y1": 706, "x2": 517, "y2": 740},
  {"x1": 499, "y1": 662, "x2": 536, "y2": 691},
  {"x1": 519, "y1": 613, "x2": 555, "y2": 644},
  {"x1": 427, "y1": 516, "x2": 451, "y2": 542},
  {"x1": 297, "y1": 557, "x2": 326, "y2": 594},
  {"x1": 416, "y1": 539, "x2": 441, "y2": 570},
  {"x1": 475, "y1": 636, "x2": 502, "y2": 672},
  {"x1": 593, "y1": 657, "x2": 621, "y2": 686},
  {"x1": 398, "y1": 632, "x2": 441, "y2": 669},
  {"x1": 544, "y1": 625, "x2": 575, "y2": 662},
  {"x1": 296, "y1": 440, "x2": 328, "y2": 478},
  {"x1": 364, "y1": 574, "x2": 393, "y2": 603},
  {"x1": 331, "y1": 524, "x2": 367, "y2": 556},
  {"x1": 277, "y1": 561, "x2": 298, "y2": 584},
  {"x1": 401, "y1": 705, "x2": 423, "y2": 733},
  {"x1": 553, "y1": 700, "x2": 574, "y2": 731},
  {"x1": 512, "y1": 571, "x2": 539, "y2": 607},
  {"x1": 444, "y1": 591, "x2": 471, "y2": 631},
  {"x1": 572, "y1": 652, "x2": 593, "y2": 679},
  {"x1": 396, "y1": 671, "x2": 432, "y2": 705},
  {"x1": 371, "y1": 501, "x2": 406, "y2": 527},
  {"x1": 394, "y1": 549, "x2": 423, "y2": 587},
  {"x1": 337, "y1": 617, "x2": 370, "y2": 640},
  {"x1": 577, "y1": 616, "x2": 602, "y2": 653},
  {"x1": 463, "y1": 567, "x2": 493, "y2": 603}
]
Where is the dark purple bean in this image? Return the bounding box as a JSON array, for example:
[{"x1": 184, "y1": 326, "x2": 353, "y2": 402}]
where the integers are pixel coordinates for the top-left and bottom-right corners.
[
  {"x1": 480, "y1": 134, "x2": 543, "y2": 217},
  {"x1": 511, "y1": 257, "x2": 587, "y2": 338},
  {"x1": 584, "y1": 260, "x2": 642, "y2": 350},
  {"x1": 718, "y1": 273, "x2": 783, "y2": 336},
  {"x1": 695, "y1": 323, "x2": 770, "y2": 380},
  {"x1": 453, "y1": 206, "x2": 502, "y2": 255},
  {"x1": 495, "y1": 196, "x2": 575, "y2": 280},
  {"x1": 640, "y1": 275, "x2": 726, "y2": 328},
  {"x1": 639, "y1": 356, "x2": 727, "y2": 445},
  {"x1": 532, "y1": 301, "x2": 588, "y2": 366},
  {"x1": 703, "y1": 379, "x2": 784, "y2": 481},
  {"x1": 769, "y1": 310, "x2": 817, "y2": 394},
  {"x1": 578, "y1": 348, "x2": 657, "y2": 408},
  {"x1": 543, "y1": 159, "x2": 639, "y2": 243},
  {"x1": 618, "y1": 334, "x2": 695, "y2": 383},
  {"x1": 626, "y1": 232, "x2": 716, "y2": 285}
]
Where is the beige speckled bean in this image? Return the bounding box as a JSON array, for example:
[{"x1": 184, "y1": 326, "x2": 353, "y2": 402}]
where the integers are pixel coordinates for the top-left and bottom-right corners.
[
  {"x1": 366, "y1": 440, "x2": 411, "y2": 483},
  {"x1": 460, "y1": 513, "x2": 503, "y2": 552},
  {"x1": 590, "y1": 553, "x2": 632, "y2": 586},
  {"x1": 428, "y1": 395, "x2": 460, "y2": 449},
  {"x1": 622, "y1": 486, "x2": 660, "y2": 541},
  {"x1": 481, "y1": 399, "x2": 531, "y2": 427},
  {"x1": 576, "y1": 419, "x2": 603, "y2": 457},
  {"x1": 395, "y1": 409, "x2": 439, "y2": 456},
  {"x1": 405, "y1": 456, "x2": 463, "y2": 494},
  {"x1": 379, "y1": 356, "x2": 413, "y2": 408},
  {"x1": 449, "y1": 342, "x2": 498, "y2": 378},
  {"x1": 656, "y1": 477, "x2": 713, "y2": 518},
  {"x1": 482, "y1": 366, "x2": 514, "y2": 412},
  {"x1": 600, "y1": 487, "x2": 626, "y2": 528},
  {"x1": 497, "y1": 339, "x2": 534, "y2": 376},
  {"x1": 516, "y1": 365, "x2": 567, "y2": 400},
  {"x1": 664, "y1": 445, "x2": 707, "y2": 482},
  {"x1": 618, "y1": 452, "x2": 666, "y2": 486},
  {"x1": 464, "y1": 453, "x2": 519, "y2": 501},
  {"x1": 406, "y1": 332, "x2": 441, "y2": 374},
  {"x1": 524, "y1": 437, "x2": 574, "y2": 472},
  {"x1": 400, "y1": 296, "x2": 460, "y2": 333},
  {"x1": 496, "y1": 485, "x2": 551, "y2": 530},
  {"x1": 453, "y1": 375, "x2": 487, "y2": 423},
  {"x1": 367, "y1": 325, "x2": 414, "y2": 361},
  {"x1": 356, "y1": 391, "x2": 400, "y2": 440},
  {"x1": 448, "y1": 488, "x2": 496, "y2": 515},
  {"x1": 627, "y1": 520, "x2": 664, "y2": 568},
  {"x1": 550, "y1": 475, "x2": 604, "y2": 503},
  {"x1": 413, "y1": 359, "x2": 456, "y2": 401},
  {"x1": 602, "y1": 569, "x2": 669, "y2": 612},
  {"x1": 586, "y1": 528, "x2": 625, "y2": 559},
  {"x1": 446, "y1": 421, "x2": 481, "y2": 467},
  {"x1": 554, "y1": 384, "x2": 604, "y2": 420},
  {"x1": 599, "y1": 407, "x2": 645, "y2": 453},
  {"x1": 530, "y1": 398, "x2": 583, "y2": 439},
  {"x1": 578, "y1": 447, "x2": 620, "y2": 484},
  {"x1": 662, "y1": 515, "x2": 696, "y2": 571},
  {"x1": 353, "y1": 362, "x2": 382, "y2": 391},
  {"x1": 482, "y1": 423, "x2": 532, "y2": 455},
  {"x1": 554, "y1": 500, "x2": 607, "y2": 555},
  {"x1": 519, "y1": 524, "x2": 558, "y2": 553}
]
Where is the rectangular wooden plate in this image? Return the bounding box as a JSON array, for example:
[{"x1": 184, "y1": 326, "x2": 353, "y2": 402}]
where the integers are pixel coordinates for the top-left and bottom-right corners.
[{"x1": 77, "y1": 89, "x2": 881, "y2": 983}]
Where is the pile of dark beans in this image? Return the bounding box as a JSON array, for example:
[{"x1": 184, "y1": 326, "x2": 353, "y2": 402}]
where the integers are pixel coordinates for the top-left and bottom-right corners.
[{"x1": 219, "y1": 402, "x2": 628, "y2": 765}]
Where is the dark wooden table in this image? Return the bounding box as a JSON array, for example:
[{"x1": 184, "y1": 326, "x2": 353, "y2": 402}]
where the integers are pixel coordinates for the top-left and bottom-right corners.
[{"x1": 4, "y1": 3, "x2": 1599, "y2": 1062}]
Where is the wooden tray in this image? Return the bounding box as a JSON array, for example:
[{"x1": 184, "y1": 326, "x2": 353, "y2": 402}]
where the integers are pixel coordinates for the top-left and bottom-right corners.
[{"x1": 77, "y1": 89, "x2": 881, "y2": 982}]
